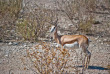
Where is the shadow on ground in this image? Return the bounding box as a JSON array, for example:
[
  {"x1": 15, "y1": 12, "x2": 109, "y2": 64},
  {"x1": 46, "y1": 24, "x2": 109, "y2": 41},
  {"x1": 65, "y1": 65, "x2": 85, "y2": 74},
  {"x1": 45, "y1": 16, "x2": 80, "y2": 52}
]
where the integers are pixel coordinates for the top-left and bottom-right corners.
[{"x1": 78, "y1": 66, "x2": 109, "y2": 70}]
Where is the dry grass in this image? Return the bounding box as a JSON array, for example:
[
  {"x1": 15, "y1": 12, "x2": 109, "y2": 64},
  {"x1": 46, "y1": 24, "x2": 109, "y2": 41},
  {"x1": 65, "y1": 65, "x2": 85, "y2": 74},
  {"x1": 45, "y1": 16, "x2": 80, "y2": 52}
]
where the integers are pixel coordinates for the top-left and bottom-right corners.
[
  {"x1": 0, "y1": 0, "x2": 22, "y2": 41},
  {"x1": 16, "y1": 4, "x2": 58, "y2": 41},
  {"x1": 78, "y1": 17, "x2": 94, "y2": 33},
  {"x1": 26, "y1": 42, "x2": 74, "y2": 74}
]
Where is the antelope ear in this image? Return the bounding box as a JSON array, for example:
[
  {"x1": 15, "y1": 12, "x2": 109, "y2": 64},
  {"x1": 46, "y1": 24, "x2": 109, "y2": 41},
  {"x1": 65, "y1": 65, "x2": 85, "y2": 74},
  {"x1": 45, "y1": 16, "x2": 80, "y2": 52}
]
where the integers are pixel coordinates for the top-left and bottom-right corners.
[
  {"x1": 54, "y1": 18, "x2": 58, "y2": 26},
  {"x1": 55, "y1": 23, "x2": 58, "y2": 27},
  {"x1": 49, "y1": 18, "x2": 58, "y2": 26}
]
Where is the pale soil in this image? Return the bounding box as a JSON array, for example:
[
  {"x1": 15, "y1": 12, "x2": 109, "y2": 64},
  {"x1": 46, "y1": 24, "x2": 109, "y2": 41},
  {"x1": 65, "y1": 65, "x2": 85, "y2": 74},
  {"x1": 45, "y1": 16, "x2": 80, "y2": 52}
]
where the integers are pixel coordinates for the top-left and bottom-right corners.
[
  {"x1": 0, "y1": 36, "x2": 110, "y2": 74},
  {"x1": 0, "y1": 0, "x2": 110, "y2": 74}
]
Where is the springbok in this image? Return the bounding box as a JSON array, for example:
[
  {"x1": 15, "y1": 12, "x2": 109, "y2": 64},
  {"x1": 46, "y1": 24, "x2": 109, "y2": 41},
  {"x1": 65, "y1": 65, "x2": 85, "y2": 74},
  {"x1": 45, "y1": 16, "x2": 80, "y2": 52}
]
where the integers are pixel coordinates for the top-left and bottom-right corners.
[{"x1": 50, "y1": 19, "x2": 91, "y2": 69}]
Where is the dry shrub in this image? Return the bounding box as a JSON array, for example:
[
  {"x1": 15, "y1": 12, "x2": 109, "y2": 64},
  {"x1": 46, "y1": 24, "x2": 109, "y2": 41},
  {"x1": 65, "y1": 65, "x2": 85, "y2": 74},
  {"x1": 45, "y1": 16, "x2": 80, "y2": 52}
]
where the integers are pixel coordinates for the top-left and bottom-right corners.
[
  {"x1": 16, "y1": 4, "x2": 57, "y2": 41},
  {"x1": 27, "y1": 42, "x2": 70, "y2": 74},
  {"x1": 56, "y1": 0, "x2": 98, "y2": 32},
  {"x1": 78, "y1": 17, "x2": 94, "y2": 33},
  {"x1": 0, "y1": 0, "x2": 22, "y2": 41},
  {"x1": 16, "y1": 19, "x2": 37, "y2": 41}
]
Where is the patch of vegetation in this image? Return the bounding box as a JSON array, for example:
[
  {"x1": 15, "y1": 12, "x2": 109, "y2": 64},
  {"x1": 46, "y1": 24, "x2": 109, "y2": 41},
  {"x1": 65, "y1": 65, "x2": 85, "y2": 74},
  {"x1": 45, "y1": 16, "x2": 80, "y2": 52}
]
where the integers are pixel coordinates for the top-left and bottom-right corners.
[
  {"x1": 0, "y1": 0, "x2": 22, "y2": 41},
  {"x1": 26, "y1": 42, "x2": 71, "y2": 73},
  {"x1": 78, "y1": 17, "x2": 94, "y2": 33},
  {"x1": 16, "y1": 5, "x2": 57, "y2": 41},
  {"x1": 16, "y1": 19, "x2": 37, "y2": 41}
]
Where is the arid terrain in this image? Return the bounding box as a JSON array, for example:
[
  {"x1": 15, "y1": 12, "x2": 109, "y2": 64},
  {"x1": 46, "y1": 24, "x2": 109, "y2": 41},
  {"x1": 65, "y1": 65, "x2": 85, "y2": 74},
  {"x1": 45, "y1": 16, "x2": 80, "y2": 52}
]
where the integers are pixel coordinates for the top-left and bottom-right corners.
[
  {"x1": 0, "y1": 35, "x2": 110, "y2": 74},
  {"x1": 0, "y1": 0, "x2": 110, "y2": 74}
]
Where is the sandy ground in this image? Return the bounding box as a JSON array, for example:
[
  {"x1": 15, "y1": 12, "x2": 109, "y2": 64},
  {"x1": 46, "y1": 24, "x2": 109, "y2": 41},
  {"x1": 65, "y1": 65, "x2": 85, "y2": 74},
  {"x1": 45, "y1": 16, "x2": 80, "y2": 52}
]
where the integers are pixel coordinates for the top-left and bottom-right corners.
[
  {"x1": 0, "y1": 0, "x2": 110, "y2": 74},
  {"x1": 0, "y1": 36, "x2": 110, "y2": 74}
]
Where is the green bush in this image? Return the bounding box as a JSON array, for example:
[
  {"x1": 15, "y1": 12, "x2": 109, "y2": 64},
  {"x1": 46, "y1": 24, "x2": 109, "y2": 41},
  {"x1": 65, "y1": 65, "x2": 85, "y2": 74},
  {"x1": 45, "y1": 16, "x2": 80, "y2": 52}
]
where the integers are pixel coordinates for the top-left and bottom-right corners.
[
  {"x1": 78, "y1": 17, "x2": 94, "y2": 33},
  {"x1": 16, "y1": 4, "x2": 57, "y2": 41},
  {"x1": 0, "y1": 0, "x2": 22, "y2": 18},
  {"x1": 16, "y1": 19, "x2": 36, "y2": 41},
  {"x1": 0, "y1": 0, "x2": 22, "y2": 41}
]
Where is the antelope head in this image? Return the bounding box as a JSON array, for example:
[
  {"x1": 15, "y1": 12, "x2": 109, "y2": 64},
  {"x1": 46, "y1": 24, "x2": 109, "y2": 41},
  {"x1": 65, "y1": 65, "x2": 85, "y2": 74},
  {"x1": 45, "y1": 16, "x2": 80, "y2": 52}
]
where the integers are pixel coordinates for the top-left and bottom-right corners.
[
  {"x1": 50, "y1": 19, "x2": 58, "y2": 33},
  {"x1": 50, "y1": 25, "x2": 56, "y2": 33}
]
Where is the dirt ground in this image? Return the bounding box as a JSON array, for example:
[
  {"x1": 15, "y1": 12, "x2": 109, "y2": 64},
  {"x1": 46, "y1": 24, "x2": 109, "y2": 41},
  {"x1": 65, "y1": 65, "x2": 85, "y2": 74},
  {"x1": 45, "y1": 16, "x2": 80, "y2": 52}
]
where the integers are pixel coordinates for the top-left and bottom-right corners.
[
  {"x1": 0, "y1": 35, "x2": 110, "y2": 74},
  {"x1": 0, "y1": 0, "x2": 110, "y2": 74}
]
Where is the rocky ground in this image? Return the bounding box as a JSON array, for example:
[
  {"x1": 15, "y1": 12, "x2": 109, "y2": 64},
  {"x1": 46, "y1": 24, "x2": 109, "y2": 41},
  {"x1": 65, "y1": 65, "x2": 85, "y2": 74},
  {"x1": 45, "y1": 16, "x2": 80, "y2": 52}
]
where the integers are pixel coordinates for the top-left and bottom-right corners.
[
  {"x1": 0, "y1": 0, "x2": 110, "y2": 74},
  {"x1": 0, "y1": 35, "x2": 110, "y2": 74}
]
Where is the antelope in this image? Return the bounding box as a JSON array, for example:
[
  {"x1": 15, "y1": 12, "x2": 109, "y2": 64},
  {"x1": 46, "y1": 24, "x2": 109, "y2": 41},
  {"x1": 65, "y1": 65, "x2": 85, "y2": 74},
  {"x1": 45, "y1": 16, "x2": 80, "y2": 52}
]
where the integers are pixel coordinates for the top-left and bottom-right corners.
[{"x1": 50, "y1": 19, "x2": 91, "y2": 69}]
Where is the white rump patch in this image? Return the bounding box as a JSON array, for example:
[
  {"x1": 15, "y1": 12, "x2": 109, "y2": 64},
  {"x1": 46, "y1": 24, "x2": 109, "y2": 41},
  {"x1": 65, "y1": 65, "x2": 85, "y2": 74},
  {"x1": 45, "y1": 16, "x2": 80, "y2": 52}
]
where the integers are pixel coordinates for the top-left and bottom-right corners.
[{"x1": 64, "y1": 42, "x2": 79, "y2": 48}]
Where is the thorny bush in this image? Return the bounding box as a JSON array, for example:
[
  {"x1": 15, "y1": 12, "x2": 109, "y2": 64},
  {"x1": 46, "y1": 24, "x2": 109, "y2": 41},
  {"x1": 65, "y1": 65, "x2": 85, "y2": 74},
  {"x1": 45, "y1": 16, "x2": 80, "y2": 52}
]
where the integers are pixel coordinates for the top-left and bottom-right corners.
[{"x1": 27, "y1": 42, "x2": 71, "y2": 74}]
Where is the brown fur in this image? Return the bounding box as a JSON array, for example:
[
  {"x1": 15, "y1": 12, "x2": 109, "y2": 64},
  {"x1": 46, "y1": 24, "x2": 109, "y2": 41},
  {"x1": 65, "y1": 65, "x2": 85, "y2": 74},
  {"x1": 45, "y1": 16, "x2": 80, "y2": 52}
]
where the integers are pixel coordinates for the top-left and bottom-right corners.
[{"x1": 51, "y1": 25, "x2": 91, "y2": 69}]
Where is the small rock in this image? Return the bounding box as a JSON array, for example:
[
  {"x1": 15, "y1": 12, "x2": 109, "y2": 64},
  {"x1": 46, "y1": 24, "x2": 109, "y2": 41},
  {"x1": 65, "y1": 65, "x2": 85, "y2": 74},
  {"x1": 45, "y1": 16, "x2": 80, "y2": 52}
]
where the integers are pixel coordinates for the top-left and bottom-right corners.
[
  {"x1": 8, "y1": 42, "x2": 12, "y2": 45},
  {"x1": 23, "y1": 44, "x2": 27, "y2": 47},
  {"x1": 95, "y1": 37, "x2": 99, "y2": 40},
  {"x1": 13, "y1": 42, "x2": 19, "y2": 45},
  {"x1": 98, "y1": 40, "x2": 101, "y2": 42},
  {"x1": 5, "y1": 51, "x2": 9, "y2": 57},
  {"x1": 5, "y1": 54, "x2": 8, "y2": 57},
  {"x1": 68, "y1": 24, "x2": 73, "y2": 26},
  {"x1": 101, "y1": 42, "x2": 103, "y2": 44},
  {"x1": 104, "y1": 39, "x2": 107, "y2": 41},
  {"x1": 107, "y1": 44, "x2": 110, "y2": 46},
  {"x1": 93, "y1": 44, "x2": 96, "y2": 47}
]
